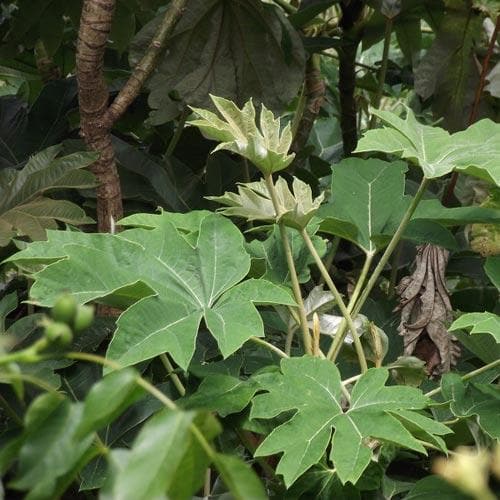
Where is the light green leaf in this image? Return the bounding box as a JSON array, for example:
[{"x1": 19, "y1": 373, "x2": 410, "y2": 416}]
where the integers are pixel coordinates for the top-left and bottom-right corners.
[
  {"x1": 319, "y1": 158, "x2": 408, "y2": 254},
  {"x1": 449, "y1": 312, "x2": 500, "y2": 343},
  {"x1": 441, "y1": 374, "x2": 500, "y2": 440},
  {"x1": 190, "y1": 95, "x2": 295, "y2": 174},
  {"x1": 355, "y1": 108, "x2": 500, "y2": 185},
  {"x1": 7, "y1": 214, "x2": 295, "y2": 370},
  {"x1": 251, "y1": 357, "x2": 445, "y2": 486},
  {"x1": 485, "y1": 255, "x2": 500, "y2": 290},
  {"x1": 100, "y1": 409, "x2": 195, "y2": 500},
  {"x1": 209, "y1": 176, "x2": 324, "y2": 230}
]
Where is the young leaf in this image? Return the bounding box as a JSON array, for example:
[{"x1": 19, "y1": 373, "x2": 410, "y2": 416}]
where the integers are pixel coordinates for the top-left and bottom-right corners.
[
  {"x1": 319, "y1": 158, "x2": 408, "y2": 255},
  {"x1": 189, "y1": 95, "x2": 295, "y2": 174},
  {"x1": 250, "y1": 357, "x2": 447, "y2": 486},
  {"x1": 355, "y1": 107, "x2": 500, "y2": 185},
  {"x1": 7, "y1": 214, "x2": 295, "y2": 369},
  {"x1": 209, "y1": 176, "x2": 324, "y2": 230}
]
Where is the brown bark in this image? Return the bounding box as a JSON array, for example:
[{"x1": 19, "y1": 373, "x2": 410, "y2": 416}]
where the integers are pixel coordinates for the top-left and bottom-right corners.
[
  {"x1": 76, "y1": 0, "x2": 188, "y2": 232},
  {"x1": 338, "y1": 0, "x2": 364, "y2": 155},
  {"x1": 77, "y1": 0, "x2": 122, "y2": 232},
  {"x1": 290, "y1": 54, "x2": 326, "y2": 167}
]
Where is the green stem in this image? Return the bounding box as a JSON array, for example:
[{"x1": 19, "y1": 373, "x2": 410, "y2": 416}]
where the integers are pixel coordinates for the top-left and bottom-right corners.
[
  {"x1": 388, "y1": 242, "x2": 402, "y2": 298},
  {"x1": 0, "y1": 393, "x2": 23, "y2": 426},
  {"x1": 425, "y1": 358, "x2": 500, "y2": 399},
  {"x1": 264, "y1": 174, "x2": 312, "y2": 354},
  {"x1": 327, "y1": 252, "x2": 373, "y2": 360},
  {"x1": 301, "y1": 229, "x2": 367, "y2": 373},
  {"x1": 318, "y1": 237, "x2": 340, "y2": 286},
  {"x1": 250, "y1": 337, "x2": 289, "y2": 358},
  {"x1": 369, "y1": 17, "x2": 393, "y2": 129},
  {"x1": 328, "y1": 178, "x2": 429, "y2": 361},
  {"x1": 0, "y1": 372, "x2": 62, "y2": 396},
  {"x1": 65, "y1": 352, "x2": 219, "y2": 463},
  {"x1": 159, "y1": 353, "x2": 186, "y2": 396},
  {"x1": 165, "y1": 107, "x2": 189, "y2": 157}
]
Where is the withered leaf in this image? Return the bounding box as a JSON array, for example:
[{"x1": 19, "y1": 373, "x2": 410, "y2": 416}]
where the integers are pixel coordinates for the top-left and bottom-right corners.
[{"x1": 396, "y1": 244, "x2": 460, "y2": 375}]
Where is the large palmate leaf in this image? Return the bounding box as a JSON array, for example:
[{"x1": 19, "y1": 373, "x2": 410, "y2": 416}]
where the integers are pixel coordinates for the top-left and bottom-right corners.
[
  {"x1": 355, "y1": 108, "x2": 500, "y2": 185},
  {"x1": 7, "y1": 213, "x2": 295, "y2": 369},
  {"x1": 130, "y1": 0, "x2": 305, "y2": 123},
  {"x1": 319, "y1": 158, "x2": 408, "y2": 255},
  {"x1": 0, "y1": 144, "x2": 96, "y2": 246},
  {"x1": 441, "y1": 374, "x2": 500, "y2": 440},
  {"x1": 250, "y1": 357, "x2": 450, "y2": 486}
]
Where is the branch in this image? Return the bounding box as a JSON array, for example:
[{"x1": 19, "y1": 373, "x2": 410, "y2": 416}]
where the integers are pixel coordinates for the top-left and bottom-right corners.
[{"x1": 102, "y1": 0, "x2": 188, "y2": 128}]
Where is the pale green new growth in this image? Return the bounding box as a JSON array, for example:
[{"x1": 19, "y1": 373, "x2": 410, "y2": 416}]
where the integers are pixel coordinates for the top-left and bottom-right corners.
[
  {"x1": 356, "y1": 107, "x2": 500, "y2": 185},
  {"x1": 208, "y1": 177, "x2": 324, "y2": 230},
  {"x1": 189, "y1": 95, "x2": 295, "y2": 174}
]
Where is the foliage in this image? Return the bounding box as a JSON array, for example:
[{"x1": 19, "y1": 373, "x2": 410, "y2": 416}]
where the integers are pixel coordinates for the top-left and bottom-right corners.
[{"x1": 1, "y1": 1, "x2": 500, "y2": 498}]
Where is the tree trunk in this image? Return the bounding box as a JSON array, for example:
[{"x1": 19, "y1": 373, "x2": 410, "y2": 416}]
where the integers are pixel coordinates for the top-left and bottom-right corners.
[
  {"x1": 338, "y1": 0, "x2": 364, "y2": 155},
  {"x1": 76, "y1": 0, "x2": 123, "y2": 233}
]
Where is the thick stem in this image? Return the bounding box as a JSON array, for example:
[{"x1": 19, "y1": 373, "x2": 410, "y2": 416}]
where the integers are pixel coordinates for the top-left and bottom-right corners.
[
  {"x1": 250, "y1": 337, "x2": 289, "y2": 358},
  {"x1": 301, "y1": 229, "x2": 368, "y2": 372},
  {"x1": 76, "y1": 0, "x2": 123, "y2": 232},
  {"x1": 338, "y1": 0, "x2": 364, "y2": 154},
  {"x1": 264, "y1": 175, "x2": 312, "y2": 354},
  {"x1": 103, "y1": 0, "x2": 188, "y2": 127},
  {"x1": 290, "y1": 54, "x2": 326, "y2": 169},
  {"x1": 328, "y1": 178, "x2": 429, "y2": 361},
  {"x1": 368, "y1": 17, "x2": 393, "y2": 129}
]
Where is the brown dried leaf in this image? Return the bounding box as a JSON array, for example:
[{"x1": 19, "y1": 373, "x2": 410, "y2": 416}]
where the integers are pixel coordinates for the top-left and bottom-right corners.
[{"x1": 395, "y1": 244, "x2": 460, "y2": 375}]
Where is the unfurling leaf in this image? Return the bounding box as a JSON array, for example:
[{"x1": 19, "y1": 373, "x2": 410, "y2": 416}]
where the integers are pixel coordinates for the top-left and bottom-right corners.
[
  {"x1": 251, "y1": 356, "x2": 450, "y2": 487},
  {"x1": 396, "y1": 244, "x2": 460, "y2": 375},
  {"x1": 189, "y1": 95, "x2": 295, "y2": 175},
  {"x1": 209, "y1": 177, "x2": 324, "y2": 230},
  {"x1": 355, "y1": 107, "x2": 500, "y2": 185}
]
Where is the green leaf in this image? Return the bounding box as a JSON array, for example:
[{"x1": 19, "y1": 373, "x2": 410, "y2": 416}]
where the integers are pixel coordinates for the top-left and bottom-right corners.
[
  {"x1": 0, "y1": 145, "x2": 97, "y2": 246},
  {"x1": 130, "y1": 0, "x2": 305, "y2": 123},
  {"x1": 484, "y1": 255, "x2": 500, "y2": 290},
  {"x1": 449, "y1": 312, "x2": 500, "y2": 343},
  {"x1": 76, "y1": 368, "x2": 144, "y2": 438},
  {"x1": 8, "y1": 214, "x2": 295, "y2": 370},
  {"x1": 183, "y1": 374, "x2": 261, "y2": 417},
  {"x1": 441, "y1": 374, "x2": 500, "y2": 440},
  {"x1": 11, "y1": 393, "x2": 94, "y2": 498},
  {"x1": 209, "y1": 176, "x2": 324, "y2": 230},
  {"x1": 190, "y1": 96, "x2": 295, "y2": 175},
  {"x1": 355, "y1": 108, "x2": 500, "y2": 185},
  {"x1": 404, "y1": 475, "x2": 472, "y2": 500},
  {"x1": 212, "y1": 453, "x2": 267, "y2": 500},
  {"x1": 100, "y1": 409, "x2": 196, "y2": 500},
  {"x1": 289, "y1": 1, "x2": 340, "y2": 28},
  {"x1": 247, "y1": 224, "x2": 326, "y2": 285},
  {"x1": 251, "y1": 357, "x2": 446, "y2": 486},
  {"x1": 319, "y1": 158, "x2": 408, "y2": 254}
]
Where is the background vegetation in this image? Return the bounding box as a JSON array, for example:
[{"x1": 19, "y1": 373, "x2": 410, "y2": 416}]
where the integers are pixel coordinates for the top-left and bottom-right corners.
[{"x1": 0, "y1": 0, "x2": 500, "y2": 498}]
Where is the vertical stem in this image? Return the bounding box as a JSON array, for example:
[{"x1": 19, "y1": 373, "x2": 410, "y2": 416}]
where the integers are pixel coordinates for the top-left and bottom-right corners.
[
  {"x1": 328, "y1": 177, "x2": 429, "y2": 361},
  {"x1": 369, "y1": 17, "x2": 393, "y2": 129},
  {"x1": 159, "y1": 353, "x2": 186, "y2": 396},
  {"x1": 302, "y1": 229, "x2": 367, "y2": 372},
  {"x1": 165, "y1": 107, "x2": 189, "y2": 158},
  {"x1": 264, "y1": 175, "x2": 312, "y2": 354},
  {"x1": 318, "y1": 237, "x2": 340, "y2": 286}
]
